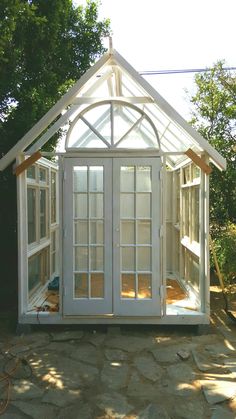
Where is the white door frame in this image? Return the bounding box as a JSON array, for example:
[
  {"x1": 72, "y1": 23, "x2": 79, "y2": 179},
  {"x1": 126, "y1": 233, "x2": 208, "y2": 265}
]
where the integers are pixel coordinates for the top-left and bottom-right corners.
[
  {"x1": 62, "y1": 155, "x2": 162, "y2": 317},
  {"x1": 63, "y1": 157, "x2": 112, "y2": 315}
]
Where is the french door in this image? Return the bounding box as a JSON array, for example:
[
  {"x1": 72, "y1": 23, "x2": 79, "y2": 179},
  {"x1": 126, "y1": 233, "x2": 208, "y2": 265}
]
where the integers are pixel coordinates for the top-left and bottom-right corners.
[{"x1": 63, "y1": 157, "x2": 161, "y2": 316}]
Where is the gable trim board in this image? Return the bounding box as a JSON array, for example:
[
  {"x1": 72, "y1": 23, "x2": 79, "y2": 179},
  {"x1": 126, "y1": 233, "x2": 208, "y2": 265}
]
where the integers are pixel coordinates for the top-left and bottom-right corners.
[{"x1": 0, "y1": 50, "x2": 226, "y2": 171}]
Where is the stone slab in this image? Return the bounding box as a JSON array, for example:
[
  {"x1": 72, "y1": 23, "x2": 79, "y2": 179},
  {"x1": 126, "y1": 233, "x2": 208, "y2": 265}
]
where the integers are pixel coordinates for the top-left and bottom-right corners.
[
  {"x1": 29, "y1": 351, "x2": 98, "y2": 388},
  {"x1": 87, "y1": 332, "x2": 106, "y2": 347},
  {"x1": 51, "y1": 330, "x2": 84, "y2": 342},
  {"x1": 7, "y1": 380, "x2": 45, "y2": 400},
  {"x1": 173, "y1": 400, "x2": 207, "y2": 419},
  {"x1": 57, "y1": 402, "x2": 92, "y2": 419},
  {"x1": 133, "y1": 355, "x2": 164, "y2": 382},
  {"x1": 201, "y1": 379, "x2": 236, "y2": 404},
  {"x1": 106, "y1": 336, "x2": 155, "y2": 352},
  {"x1": 127, "y1": 371, "x2": 158, "y2": 400},
  {"x1": 166, "y1": 363, "x2": 195, "y2": 382},
  {"x1": 12, "y1": 401, "x2": 57, "y2": 419},
  {"x1": 192, "y1": 349, "x2": 216, "y2": 372},
  {"x1": 151, "y1": 346, "x2": 182, "y2": 364},
  {"x1": 46, "y1": 341, "x2": 75, "y2": 355},
  {"x1": 0, "y1": 413, "x2": 24, "y2": 419},
  {"x1": 137, "y1": 403, "x2": 170, "y2": 419},
  {"x1": 105, "y1": 348, "x2": 128, "y2": 361},
  {"x1": 101, "y1": 361, "x2": 129, "y2": 390},
  {"x1": 96, "y1": 392, "x2": 133, "y2": 418},
  {"x1": 211, "y1": 405, "x2": 236, "y2": 419},
  {"x1": 70, "y1": 343, "x2": 99, "y2": 365},
  {"x1": 42, "y1": 388, "x2": 82, "y2": 408}
]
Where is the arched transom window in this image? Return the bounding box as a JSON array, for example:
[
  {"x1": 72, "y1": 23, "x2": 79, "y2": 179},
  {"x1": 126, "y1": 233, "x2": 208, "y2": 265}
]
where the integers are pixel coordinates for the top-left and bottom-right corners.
[{"x1": 66, "y1": 100, "x2": 160, "y2": 150}]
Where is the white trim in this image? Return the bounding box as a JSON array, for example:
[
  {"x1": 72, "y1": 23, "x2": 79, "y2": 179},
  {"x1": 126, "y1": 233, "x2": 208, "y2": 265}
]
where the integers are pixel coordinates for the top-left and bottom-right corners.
[
  {"x1": 73, "y1": 96, "x2": 154, "y2": 104},
  {"x1": 18, "y1": 312, "x2": 209, "y2": 325}
]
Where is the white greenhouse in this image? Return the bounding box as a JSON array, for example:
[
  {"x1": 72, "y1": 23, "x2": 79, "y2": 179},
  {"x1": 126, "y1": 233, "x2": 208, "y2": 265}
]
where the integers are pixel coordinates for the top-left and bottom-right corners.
[{"x1": 0, "y1": 49, "x2": 226, "y2": 325}]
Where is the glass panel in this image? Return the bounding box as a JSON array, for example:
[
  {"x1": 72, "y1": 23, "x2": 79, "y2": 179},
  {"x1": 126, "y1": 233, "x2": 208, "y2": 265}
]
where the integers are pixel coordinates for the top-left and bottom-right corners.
[
  {"x1": 192, "y1": 164, "x2": 200, "y2": 180},
  {"x1": 136, "y1": 194, "x2": 151, "y2": 218},
  {"x1": 183, "y1": 188, "x2": 189, "y2": 237},
  {"x1": 74, "y1": 220, "x2": 88, "y2": 244},
  {"x1": 90, "y1": 247, "x2": 103, "y2": 271},
  {"x1": 89, "y1": 167, "x2": 103, "y2": 192},
  {"x1": 27, "y1": 165, "x2": 36, "y2": 180},
  {"x1": 120, "y1": 194, "x2": 134, "y2": 218},
  {"x1": 138, "y1": 274, "x2": 152, "y2": 298},
  {"x1": 137, "y1": 220, "x2": 151, "y2": 244},
  {"x1": 137, "y1": 247, "x2": 151, "y2": 271},
  {"x1": 121, "y1": 274, "x2": 135, "y2": 298},
  {"x1": 91, "y1": 273, "x2": 104, "y2": 298},
  {"x1": 121, "y1": 221, "x2": 135, "y2": 244},
  {"x1": 122, "y1": 247, "x2": 135, "y2": 271},
  {"x1": 90, "y1": 194, "x2": 103, "y2": 218},
  {"x1": 74, "y1": 273, "x2": 88, "y2": 298},
  {"x1": 28, "y1": 248, "x2": 49, "y2": 294},
  {"x1": 27, "y1": 188, "x2": 36, "y2": 244},
  {"x1": 90, "y1": 220, "x2": 104, "y2": 244},
  {"x1": 51, "y1": 231, "x2": 56, "y2": 252},
  {"x1": 28, "y1": 253, "x2": 40, "y2": 293},
  {"x1": 136, "y1": 166, "x2": 151, "y2": 192},
  {"x1": 83, "y1": 104, "x2": 111, "y2": 144},
  {"x1": 74, "y1": 247, "x2": 88, "y2": 271},
  {"x1": 74, "y1": 167, "x2": 87, "y2": 192},
  {"x1": 51, "y1": 171, "x2": 57, "y2": 224},
  {"x1": 39, "y1": 167, "x2": 47, "y2": 182},
  {"x1": 183, "y1": 166, "x2": 191, "y2": 184},
  {"x1": 193, "y1": 186, "x2": 199, "y2": 242},
  {"x1": 40, "y1": 189, "x2": 47, "y2": 239},
  {"x1": 74, "y1": 194, "x2": 87, "y2": 218},
  {"x1": 120, "y1": 166, "x2": 134, "y2": 192},
  {"x1": 113, "y1": 105, "x2": 140, "y2": 144}
]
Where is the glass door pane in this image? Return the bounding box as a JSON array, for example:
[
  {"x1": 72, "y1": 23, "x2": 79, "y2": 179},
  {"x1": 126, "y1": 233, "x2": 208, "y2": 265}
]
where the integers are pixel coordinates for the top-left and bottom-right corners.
[
  {"x1": 73, "y1": 166, "x2": 104, "y2": 299},
  {"x1": 113, "y1": 158, "x2": 161, "y2": 316},
  {"x1": 63, "y1": 158, "x2": 112, "y2": 316}
]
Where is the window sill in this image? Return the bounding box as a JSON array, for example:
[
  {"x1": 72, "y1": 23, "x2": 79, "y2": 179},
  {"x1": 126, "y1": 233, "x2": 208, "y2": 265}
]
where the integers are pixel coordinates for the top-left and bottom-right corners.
[
  {"x1": 181, "y1": 237, "x2": 200, "y2": 257},
  {"x1": 28, "y1": 238, "x2": 51, "y2": 258}
]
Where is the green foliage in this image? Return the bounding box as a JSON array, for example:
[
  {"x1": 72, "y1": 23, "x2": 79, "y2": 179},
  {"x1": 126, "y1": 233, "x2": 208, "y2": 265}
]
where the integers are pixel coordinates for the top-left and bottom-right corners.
[
  {"x1": 0, "y1": 0, "x2": 110, "y2": 154},
  {"x1": 0, "y1": 0, "x2": 110, "y2": 309},
  {"x1": 211, "y1": 224, "x2": 236, "y2": 285},
  {"x1": 190, "y1": 61, "x2": 236, "y2": 228}
]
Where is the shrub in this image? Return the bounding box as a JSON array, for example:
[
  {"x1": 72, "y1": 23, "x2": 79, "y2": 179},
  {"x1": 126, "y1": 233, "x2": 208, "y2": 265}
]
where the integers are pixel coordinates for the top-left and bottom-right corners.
[{"x1": 211, "y1": 223, "x2": 236, "y2": 285}]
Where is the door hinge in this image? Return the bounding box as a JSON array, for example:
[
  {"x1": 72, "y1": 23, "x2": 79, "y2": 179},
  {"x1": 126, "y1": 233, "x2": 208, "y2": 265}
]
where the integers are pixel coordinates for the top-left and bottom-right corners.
[
  {"x1": 63, "y1": 170, "x2": 66, "y2": 181},
  {"x1": 63, "y1": 228, "x2": 67, "y2": 238},
  {"x1": 63, "y1": 286, "x2": 67, "y2": 297},
  {"x1": 159, "y1": 170, "x2": 163, "y2": 180}
]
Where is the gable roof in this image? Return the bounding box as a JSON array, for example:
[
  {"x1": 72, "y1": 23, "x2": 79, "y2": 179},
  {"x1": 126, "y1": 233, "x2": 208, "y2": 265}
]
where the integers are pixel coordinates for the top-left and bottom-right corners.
[{"x1": 0, "y1": 49, "x2": 226, "y2": 171}]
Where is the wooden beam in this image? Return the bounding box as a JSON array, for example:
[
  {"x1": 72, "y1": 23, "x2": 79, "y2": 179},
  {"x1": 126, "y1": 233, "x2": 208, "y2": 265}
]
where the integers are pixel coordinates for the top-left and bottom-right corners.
[
  {"x1": 185, "y1": 148, "x2": 212, "y2": 175},
  {"x1": 14, "y1": 151, "x2": 42, "y2": 176}
]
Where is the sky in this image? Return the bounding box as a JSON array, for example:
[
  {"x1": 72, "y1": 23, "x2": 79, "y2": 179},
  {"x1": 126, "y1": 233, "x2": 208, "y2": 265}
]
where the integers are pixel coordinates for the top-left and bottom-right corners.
[{"x1": 75, "y1": 0, "x2": 236, "y2": 118}]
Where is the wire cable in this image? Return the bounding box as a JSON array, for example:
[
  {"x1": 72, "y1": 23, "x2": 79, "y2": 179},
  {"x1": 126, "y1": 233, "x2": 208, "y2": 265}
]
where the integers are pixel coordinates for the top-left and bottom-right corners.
[{"x1": 139, "y1": 66, "x2": 236, "y2": 76}]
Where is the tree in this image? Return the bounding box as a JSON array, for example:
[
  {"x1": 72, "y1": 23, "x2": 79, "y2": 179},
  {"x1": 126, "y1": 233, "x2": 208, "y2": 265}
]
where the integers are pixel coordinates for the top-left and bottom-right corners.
[
  {"x1": 0, "y1": 0, "x2": 110, "y2": 309},
  {"x1": 189, "y1": 62, "x2": 236, "y2": 229}
]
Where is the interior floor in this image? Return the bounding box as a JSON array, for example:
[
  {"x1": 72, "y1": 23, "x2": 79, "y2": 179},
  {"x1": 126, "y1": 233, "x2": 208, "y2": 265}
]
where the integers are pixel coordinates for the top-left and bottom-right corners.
[{"x1": 28, "y1": 278, "x2": 199, "y2": 314}]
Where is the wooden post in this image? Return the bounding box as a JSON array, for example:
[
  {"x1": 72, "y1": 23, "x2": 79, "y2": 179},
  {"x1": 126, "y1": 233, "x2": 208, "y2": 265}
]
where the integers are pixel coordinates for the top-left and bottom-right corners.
[
  {"x1": 14, "y1": 151, "x2": 42, "y2": 176},
  {"x1": 185, "y1": 149, "x2": 212, "y2": 175}
]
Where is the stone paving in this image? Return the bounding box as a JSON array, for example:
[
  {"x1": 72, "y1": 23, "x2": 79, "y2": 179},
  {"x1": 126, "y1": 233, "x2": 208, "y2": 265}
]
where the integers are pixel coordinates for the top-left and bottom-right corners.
[{"x1": 0, "y1": 317, "x2": 236, "y2": 418}]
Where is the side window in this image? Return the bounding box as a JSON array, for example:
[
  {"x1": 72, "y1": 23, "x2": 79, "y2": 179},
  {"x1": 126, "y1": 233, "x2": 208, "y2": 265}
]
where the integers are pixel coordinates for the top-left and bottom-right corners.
[{"x1": 26, "y1": 165, "x2": 49, "y2": 245}]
